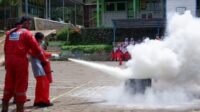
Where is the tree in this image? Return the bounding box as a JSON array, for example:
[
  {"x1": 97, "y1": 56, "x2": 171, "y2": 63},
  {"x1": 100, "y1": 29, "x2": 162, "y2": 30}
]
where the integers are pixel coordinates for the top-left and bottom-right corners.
[
  {"x1": 0, "y1": 0, "x2": 19, "y2": 6},
  {"x1": 0, "y1": 0, "x2": 20, "y2": 29},
  {"x1": 51, "y1": 5, "x2": 83, "y2": 25}
]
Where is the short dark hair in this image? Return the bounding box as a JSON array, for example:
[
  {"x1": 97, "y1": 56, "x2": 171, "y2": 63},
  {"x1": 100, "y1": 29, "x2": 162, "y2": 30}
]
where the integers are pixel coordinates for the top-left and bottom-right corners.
[
  {"x1": 15, "y1": 21, "x2": 21, "y2": 26},
  {"x1": 19, "y1": 16, "x2": 32, "y2": 24},
  {"x1": 35, "y1": 32, "x2": 44, "y2": 41}
]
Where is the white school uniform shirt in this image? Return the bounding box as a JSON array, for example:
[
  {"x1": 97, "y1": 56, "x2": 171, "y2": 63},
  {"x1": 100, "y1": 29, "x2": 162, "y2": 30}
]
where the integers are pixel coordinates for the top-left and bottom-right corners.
[
  {"x1": 113, "y1": 47, "x2": 117, "y2": 52},
  {"x1": 30, "y1": 56, "x2": 46, "y2": 77}
]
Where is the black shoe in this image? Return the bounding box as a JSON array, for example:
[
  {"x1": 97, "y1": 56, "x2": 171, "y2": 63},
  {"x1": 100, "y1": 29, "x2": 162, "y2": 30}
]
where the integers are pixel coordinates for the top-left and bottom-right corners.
[
  {"x1": 48, "y1": 103, "x2": 53, "y2": 106},
  {"x1": 13, "y1": 99, "x2": 30, "y2": 104},
  {"x1": 33, "y1": 103, "x2": 40, "y2": 106},
  {"x1": 34, "y1": 102, "x2": 53, "y2": 107}
]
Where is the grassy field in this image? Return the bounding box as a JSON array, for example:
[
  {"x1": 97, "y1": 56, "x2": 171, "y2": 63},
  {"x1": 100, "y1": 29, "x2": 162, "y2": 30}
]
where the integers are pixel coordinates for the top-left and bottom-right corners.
[
  {"x1": 0, "y1": 32, "x2": 4, "y2": 37},
  {"x1": 49, "y1": 41, "x2": 112, "y2": 53},
  {"x1": 61, "y1": 44, "x2": 112, "y2": 53},
  {"x1": 48, "y1": 41, "x2": 65, "y2": 47}
]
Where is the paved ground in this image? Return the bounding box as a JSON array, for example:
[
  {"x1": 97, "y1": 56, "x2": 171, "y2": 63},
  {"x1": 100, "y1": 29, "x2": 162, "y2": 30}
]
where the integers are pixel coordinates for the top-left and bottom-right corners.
[
  {"x1": 0, "y1": 36, "x2": 5, "y2": 65},
  {"x1": 0, "y1": 61, "x2": 200, "y2": 112},
  {"x1": 31, "y1": 30, "x2": 56, "y2": 37},
  {"x1": 0, "y1": 37, "x2": 5, "y2": 55}
]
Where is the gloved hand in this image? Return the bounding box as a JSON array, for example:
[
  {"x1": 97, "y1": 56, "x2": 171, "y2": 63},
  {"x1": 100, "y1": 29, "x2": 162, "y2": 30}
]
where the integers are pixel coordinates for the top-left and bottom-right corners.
[{"x1": 52, "y1": 53, "x2": 60, "y2": 59}]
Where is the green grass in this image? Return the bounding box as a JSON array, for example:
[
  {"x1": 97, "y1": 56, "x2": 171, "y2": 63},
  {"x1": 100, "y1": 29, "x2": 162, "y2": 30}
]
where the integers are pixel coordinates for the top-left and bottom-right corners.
[
  {"x1": 0, "y1": 32, "x2": 4, "y2": 37},
  {"x1": 61, "y1": 44, "x2": 112, "y2": 53},
  {"x1": 48, "y1": 41, "x2": 66, "y2": 47}
]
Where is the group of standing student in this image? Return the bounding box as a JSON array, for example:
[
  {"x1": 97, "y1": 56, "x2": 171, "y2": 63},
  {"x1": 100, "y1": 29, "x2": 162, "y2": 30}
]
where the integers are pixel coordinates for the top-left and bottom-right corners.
[
  {"x1": 1, "y1": 16, "x2": 58, "y2": 112},
  {"x1": 111, "y1": 38, "x2": 134, "y2": 61},
  {"x1": 111, "y1": 36, "x2": 162, "y2": 62}
]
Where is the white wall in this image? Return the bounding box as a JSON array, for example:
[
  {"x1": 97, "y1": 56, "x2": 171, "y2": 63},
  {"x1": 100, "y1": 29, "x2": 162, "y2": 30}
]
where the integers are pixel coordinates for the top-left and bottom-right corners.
[
  {"x1": 103, "y1": 11, "x2": 127, "y2": 27},
  {"x1": 166, "y1": 0, "x2": 196, "y2": 16}
]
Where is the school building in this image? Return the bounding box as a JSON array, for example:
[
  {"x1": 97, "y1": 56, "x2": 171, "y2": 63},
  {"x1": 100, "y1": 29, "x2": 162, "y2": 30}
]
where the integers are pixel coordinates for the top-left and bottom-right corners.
[
  {"x1": 1, "y1": 0, "x2": 200, "y2": 40},
  {"x1": 0, "y1": 0, "x2": 83, "y2": 29},
  {"x1": 83, "y1": 0, "x2": 200, "y2": 41}
]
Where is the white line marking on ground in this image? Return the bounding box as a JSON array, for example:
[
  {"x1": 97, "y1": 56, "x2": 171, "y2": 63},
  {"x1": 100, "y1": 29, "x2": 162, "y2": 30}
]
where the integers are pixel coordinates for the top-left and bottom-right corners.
[
  {"x1": 0, "y1": 56, "x2": 4, "y2": 65},
  {"x1": 0, "y1": 84, "x2": 75, "y2": 88},
  {"x1": 50, "y1": 80, "x2": 93, "y2": 102},
  {"x1": 0, "y1": 39, "x2": 5, "y2": 43},
  {"x1": 31, "y1": 80, "x2": 93, "y2": 112},
  {"x1": 28, "y1": 85, "x2": 74, "y2": 89},
  {"x1": 28, "y1": 80, "x2": 80, "y2": 83}
]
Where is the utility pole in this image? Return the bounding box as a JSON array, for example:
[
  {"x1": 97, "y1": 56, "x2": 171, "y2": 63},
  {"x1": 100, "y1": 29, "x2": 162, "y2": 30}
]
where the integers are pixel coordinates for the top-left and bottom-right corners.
[
  {"x1": 45, "y1": 0, "x2": 48, "y2": 19},
  {"x1": 49, "y1": 0, "x2": 51, "y2": 19},
  {"x1": 96, "y1": 0, "x2": 100, "y2": 27},
  {"x1": 133, "y1": 0, "x2": 136, "y2": 18},
  {"x1": 75, "y1": 3, "x2": 77, "y2": 25},
  {"x1": 101, "y1": 0, "x2": 105, "y2": 26},
  {"x1": 25, "y1": 0, "x2": 28, "y2": 16},
  {"x1": 63, "y1": 0, "x2": 65, "y2": 21}
]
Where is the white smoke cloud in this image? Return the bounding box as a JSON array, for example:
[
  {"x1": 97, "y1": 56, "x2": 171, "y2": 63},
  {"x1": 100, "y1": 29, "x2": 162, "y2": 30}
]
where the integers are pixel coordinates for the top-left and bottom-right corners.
[
  {"x1": 105, "y1": 85, "x2": 192, "y2": 107},
  {"x1": 124, "y1": 11, "x2": 200, "y2": 85},
  {"x1": 163, "y1": 11, "x2": 200, "y2": 85},
  {"x1": 70, "y1": 11, "x2": 200, "y2": 84},
  {"x1": 126, "y1": 39, "x2": 180, "y2": 80},
  {"x1": 69, "y1": 11, "x2": 200, "y2": 107}
]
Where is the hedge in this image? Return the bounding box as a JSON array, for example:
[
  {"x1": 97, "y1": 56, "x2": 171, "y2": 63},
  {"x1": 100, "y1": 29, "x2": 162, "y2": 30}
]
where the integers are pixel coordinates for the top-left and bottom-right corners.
[
  {"x1": 56, "y1": 27, "x2": 165, "y2": 45},
  {"x1": 80, "y1": 28, "x2": 113, "y2": 44},
  {"x1": 61, "y1": 44, "x2": 112, "y2": 53},
  {"x1": 0, "y1": 32, "x2": 4, "y2": 37},
  {"x1": 56, "y1": 28, "x2": 70, "y2": 41},
  {"x1": 48, "y1": 41, "x2": 66, "y2": 47},
  {"x1": 56, "y1": 28, "x2": 113, "y2": 45}
]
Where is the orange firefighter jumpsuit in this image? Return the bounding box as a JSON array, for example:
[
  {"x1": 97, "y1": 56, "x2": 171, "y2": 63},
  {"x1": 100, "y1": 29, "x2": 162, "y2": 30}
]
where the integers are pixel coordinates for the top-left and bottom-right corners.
[
  {"x1": 3, "y1": 28, "x2": 47, "y2": 104},
  {"x1": 29, "y1": 49, "x2": 53, "y2": 105}
]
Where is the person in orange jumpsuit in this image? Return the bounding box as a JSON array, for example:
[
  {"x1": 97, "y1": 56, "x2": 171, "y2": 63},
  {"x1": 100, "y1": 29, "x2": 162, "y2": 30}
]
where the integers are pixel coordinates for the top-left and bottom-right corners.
[
  {"x1": 29, "y1": 32, "x2": 58, "y2": 107},
  {"x1": 1, "y1": 16, "x2": 48, "y2": 112}
]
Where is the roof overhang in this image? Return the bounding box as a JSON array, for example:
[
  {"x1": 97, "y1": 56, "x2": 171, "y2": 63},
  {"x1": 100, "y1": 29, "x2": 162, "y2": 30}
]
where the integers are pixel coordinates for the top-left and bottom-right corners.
[
  {"x1": 53, "y1": 0, "x2": 84, "y2": 7},
  {"x1": 113, "y1": 19, "x2": 166, "y2": 29}
]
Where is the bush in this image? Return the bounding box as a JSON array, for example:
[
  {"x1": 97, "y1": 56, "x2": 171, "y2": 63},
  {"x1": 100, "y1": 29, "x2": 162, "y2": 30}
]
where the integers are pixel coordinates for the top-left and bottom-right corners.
[
  {"x1": 0, "y1": 32, "x2": 4, "y2": 37},
  {"x1": 61, "y1": 44, "x2": 112, "y2": 53},
  {"x1": 56, "y1": 28, "x2": 113, "y2": 45},
  {"x1": 56, "y1": 28, "x2": 69, "y2": 41},
  {"x1": 56, "y1": 28, "x2": 82, "y2": 44},
  {"x1": 81, "y1": 28, "x2": 113, "y2": 44},
  {"x1": 48, "y1": 41, "x2": 66, "y2": 47},
  {"x1": 69, "y1": 31, "x2": 82, "y2": 45}
]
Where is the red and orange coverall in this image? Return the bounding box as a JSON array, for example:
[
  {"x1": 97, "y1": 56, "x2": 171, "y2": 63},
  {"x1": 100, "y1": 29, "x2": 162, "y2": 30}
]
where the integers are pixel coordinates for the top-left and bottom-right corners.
[
  {"x1": 3, "y1": 28, "x2": 47, "y2": 104},
  {"x1": 29, "y1": 48, "x2": 53, "y2": 105}
]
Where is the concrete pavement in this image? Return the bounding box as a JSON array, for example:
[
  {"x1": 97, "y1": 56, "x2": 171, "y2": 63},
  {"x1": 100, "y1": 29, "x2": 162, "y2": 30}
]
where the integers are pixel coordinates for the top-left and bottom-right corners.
[{"x1": 0, "y1": 61, "x2": 200, "y2": 112}]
